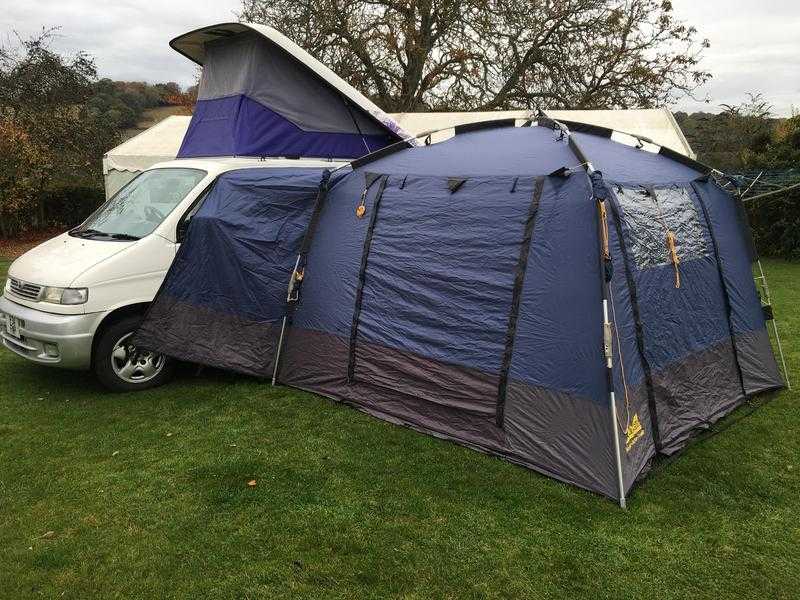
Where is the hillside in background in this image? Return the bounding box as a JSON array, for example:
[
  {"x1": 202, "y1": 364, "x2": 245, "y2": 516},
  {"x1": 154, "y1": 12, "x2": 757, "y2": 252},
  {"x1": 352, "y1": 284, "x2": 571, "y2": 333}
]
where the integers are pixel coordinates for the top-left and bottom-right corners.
[
  {"x1": 121, "y1": 105, "x2": 192, "y2": 143},
  {"x1": 674, "y1": 111, "x2": 782, "y2": 170},
  {"x1": 675, "y1": 104, "x2": 800, "y2": 260}
]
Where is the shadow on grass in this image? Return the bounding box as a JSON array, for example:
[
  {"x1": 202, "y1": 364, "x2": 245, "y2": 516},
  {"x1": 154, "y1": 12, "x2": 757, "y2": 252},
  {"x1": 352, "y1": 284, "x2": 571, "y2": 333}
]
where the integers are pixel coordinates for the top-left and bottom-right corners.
[{"x1": 4, "y1": 356, "x2": 261, "y2": 399}]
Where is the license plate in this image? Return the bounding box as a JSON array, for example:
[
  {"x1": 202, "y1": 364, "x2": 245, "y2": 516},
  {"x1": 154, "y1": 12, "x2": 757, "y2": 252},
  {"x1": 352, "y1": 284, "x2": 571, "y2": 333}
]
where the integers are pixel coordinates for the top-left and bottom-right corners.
[{"x1": 4, "y1": 315, "x2": 20, "y2": 339}]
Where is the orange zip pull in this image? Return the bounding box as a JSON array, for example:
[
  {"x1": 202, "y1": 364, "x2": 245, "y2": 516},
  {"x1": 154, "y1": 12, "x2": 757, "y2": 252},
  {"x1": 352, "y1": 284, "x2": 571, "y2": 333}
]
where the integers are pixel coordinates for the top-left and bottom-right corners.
[
  {"x1": 666, "y1": 230, "x2": 680, "y2": 288},
  {"x1": 356, "y1": 188, "x2": 367, "y2": 218}
]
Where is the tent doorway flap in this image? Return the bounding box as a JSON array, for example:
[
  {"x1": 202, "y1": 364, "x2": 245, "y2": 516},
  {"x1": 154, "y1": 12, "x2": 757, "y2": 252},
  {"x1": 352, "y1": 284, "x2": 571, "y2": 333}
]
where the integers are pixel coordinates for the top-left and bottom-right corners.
[{"x1": 348, "y1": 174, "x2": 541, "y2": 415}]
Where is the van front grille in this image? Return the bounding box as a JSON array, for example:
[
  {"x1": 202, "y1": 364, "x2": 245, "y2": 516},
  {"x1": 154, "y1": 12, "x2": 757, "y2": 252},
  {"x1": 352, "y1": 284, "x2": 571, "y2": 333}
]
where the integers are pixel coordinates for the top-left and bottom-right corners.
[{"x1": 9, "y1": 278, "x2": 43, "y2": 301}]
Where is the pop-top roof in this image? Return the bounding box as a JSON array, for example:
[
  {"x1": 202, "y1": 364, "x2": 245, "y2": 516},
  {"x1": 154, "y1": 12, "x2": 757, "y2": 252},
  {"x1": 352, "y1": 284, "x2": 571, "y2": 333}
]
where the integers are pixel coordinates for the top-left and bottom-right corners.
[{"x1": 170, "y1": 22, "x2": 413, "y2": 152}]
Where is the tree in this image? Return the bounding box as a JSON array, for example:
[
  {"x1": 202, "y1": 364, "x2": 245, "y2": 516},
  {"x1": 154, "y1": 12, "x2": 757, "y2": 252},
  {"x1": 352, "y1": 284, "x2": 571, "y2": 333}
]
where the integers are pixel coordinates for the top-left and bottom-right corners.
[
  {"x1": 0, "y1": 30, "x2": 119, "y2": 183},
  {"x1": 0, "y1": 29, "x2": 118, "y2": 234},
  {"x1": 675, "y1": 93, "x2": 775, "y2": 170},
  {"x1": 239, "y1": 0, "x2": 710, "y2": 112},
  {"x1": 676, "y1": 96, "x2": 800, "y2": 260},
  {"x1": 0, "y1": 120, "x2": 46, "y2": 237},
  {"x1": 742, "y1": 112, "x2": 800, "y2": 260}
]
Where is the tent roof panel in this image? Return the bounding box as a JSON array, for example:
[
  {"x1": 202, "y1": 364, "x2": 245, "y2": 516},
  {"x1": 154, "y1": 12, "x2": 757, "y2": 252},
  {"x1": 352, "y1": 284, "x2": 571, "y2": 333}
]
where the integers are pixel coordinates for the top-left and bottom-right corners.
[{"x1": 390, "y1": 108, "x2": 695, "y2": 158}]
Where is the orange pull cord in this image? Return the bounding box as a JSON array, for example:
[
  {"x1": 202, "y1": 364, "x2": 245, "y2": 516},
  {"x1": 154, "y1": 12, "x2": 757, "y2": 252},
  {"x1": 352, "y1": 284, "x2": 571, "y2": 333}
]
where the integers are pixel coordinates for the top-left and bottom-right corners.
[
  {"x1": 666, "y1": 230, "x2": 681, "y2": 288},
  {"x1": 356, "y1": 187, "x2": 368, "y2": 219},
  {"x1": 651, "y1": 190, "x2": 681, "y2": 289},
  {"x1": 599, "y1": 201, "x2": 611, "y2": 260}
]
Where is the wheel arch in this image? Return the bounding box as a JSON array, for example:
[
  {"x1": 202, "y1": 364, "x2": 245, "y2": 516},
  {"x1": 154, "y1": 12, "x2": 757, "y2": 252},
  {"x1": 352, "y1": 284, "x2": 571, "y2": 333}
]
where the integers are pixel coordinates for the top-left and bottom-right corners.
[{"x1": 91, "y1": 302, "x2": 151, "y2": 367}]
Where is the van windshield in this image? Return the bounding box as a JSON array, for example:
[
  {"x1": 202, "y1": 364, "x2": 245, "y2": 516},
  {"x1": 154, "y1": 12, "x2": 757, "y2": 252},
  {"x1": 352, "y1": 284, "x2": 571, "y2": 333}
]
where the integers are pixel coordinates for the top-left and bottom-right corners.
[{"x1": 71, "y1": 168, "x2": 207, "y2": 240}]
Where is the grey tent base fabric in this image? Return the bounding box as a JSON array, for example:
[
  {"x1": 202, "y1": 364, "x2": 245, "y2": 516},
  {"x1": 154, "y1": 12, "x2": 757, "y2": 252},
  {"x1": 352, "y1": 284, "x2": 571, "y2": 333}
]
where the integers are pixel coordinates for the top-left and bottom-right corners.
[
  {"x1": 140, "y1": 298, "x2": 281, "y2": 378},
  {"x1": 276, "y1": 325, "x2": 780, "y2": 500},
  {"x1": 279, "y1": 326, "x2": 619, "y2": 499},
  {"x1": 620, "y1": 329, "x2": 783, "y2": 458},
  {"x1": 736, "y1": 328, "x2": 785, "y2": 394}
]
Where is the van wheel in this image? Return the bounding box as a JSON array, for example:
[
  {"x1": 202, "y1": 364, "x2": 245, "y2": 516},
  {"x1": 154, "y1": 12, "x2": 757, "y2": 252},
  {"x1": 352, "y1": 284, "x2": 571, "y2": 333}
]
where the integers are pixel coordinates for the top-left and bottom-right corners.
[{"x1": 94, "y1": 315, "x2": 174, "y2": 392}]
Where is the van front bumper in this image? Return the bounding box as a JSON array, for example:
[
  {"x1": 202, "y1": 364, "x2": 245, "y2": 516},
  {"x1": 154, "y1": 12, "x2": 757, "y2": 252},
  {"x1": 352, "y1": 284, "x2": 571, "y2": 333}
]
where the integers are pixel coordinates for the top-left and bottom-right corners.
[{"x1": 0, "y1": 296, "x2": 101, "y2": 370}]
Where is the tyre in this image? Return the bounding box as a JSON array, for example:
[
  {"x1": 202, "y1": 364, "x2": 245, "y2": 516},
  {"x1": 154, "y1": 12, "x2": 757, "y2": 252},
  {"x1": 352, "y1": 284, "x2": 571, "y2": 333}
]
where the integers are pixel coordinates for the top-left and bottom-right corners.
[{"x1": 93, "y1": 315, "x2": 174, "y2": 392}]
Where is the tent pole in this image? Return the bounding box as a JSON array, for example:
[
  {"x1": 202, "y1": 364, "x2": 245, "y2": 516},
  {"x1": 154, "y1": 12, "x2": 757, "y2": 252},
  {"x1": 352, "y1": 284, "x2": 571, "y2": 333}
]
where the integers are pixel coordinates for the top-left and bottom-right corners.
[
  {"x1": 545, "y1": 108, "x2": 628, "y2": 508},
  {"x1": 270, "y1": 171, "x2": 332, "y2": 387},
  {"x1": 271, "y1": 315, "x2": 289, "y2": 386},
  {"x1": 272, "y1": 254, "x2": 303, "y2": 386},
  {"x1": 604, "y1": 297, "x2": 627, "y2": 508},
  {"x1": 756, "y1": 260, "x2": 791, "y2": 389}
]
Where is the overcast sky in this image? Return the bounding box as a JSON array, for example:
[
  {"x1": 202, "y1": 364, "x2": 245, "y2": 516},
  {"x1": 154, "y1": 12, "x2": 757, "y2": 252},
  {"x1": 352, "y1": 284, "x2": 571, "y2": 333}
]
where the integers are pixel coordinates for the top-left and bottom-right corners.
[{"x1": 6, "y1": 0, "x2": 799, "y2": 116}]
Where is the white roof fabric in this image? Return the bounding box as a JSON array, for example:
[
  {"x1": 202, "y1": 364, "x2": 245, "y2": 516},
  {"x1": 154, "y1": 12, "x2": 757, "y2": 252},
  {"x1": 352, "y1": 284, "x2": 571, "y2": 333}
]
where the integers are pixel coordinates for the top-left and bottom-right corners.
[
  {"x1": 104, "y1": 108, "x2": 695, "y2": 178},
  {"x1": 390, "y1": 108, "x2": 695, "y2": 158},
  {"x1": 103, "y1": 116, "x2": 192, "y2": 174}
]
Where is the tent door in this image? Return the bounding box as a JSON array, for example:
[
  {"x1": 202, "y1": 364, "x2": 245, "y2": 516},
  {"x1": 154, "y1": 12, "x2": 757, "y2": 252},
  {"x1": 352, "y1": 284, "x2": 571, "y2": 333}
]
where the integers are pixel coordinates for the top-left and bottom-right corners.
[
  {"x1": 609, "y1": 184, "x2": 745, "y2": 452},
  {"x1": 347, "y1": 174, "x2": 538, "y2": 416}
]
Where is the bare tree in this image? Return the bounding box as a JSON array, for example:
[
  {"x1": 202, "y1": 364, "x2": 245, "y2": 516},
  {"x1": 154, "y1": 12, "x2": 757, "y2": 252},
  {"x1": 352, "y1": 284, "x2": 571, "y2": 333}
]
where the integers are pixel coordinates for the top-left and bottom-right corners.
[{"x1": 239, "y1": 0, "x2": 710, "y2": 111}]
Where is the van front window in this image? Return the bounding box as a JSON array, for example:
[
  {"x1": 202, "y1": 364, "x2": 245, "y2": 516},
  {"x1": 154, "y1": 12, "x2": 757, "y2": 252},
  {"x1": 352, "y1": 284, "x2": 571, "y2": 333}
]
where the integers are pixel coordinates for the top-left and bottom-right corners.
[{"x1": 71, "y1": 168, "x2": 207, "y2": 240}]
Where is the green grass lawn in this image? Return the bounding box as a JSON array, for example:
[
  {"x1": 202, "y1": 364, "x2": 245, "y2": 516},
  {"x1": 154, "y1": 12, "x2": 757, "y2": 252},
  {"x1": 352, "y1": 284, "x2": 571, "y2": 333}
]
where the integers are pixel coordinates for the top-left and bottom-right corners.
[{"x1": 0, "y1": 257, "x2": 798, "y2": 599}]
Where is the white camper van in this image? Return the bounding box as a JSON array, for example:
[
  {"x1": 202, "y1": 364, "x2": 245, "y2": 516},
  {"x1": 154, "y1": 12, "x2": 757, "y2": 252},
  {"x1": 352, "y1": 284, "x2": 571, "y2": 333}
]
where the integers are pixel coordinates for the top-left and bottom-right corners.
[
  {"x1": 0, "y1": 22, "x2": 411, "y2": 390},
  {"x1": 0, "y1": 158, "x2": 343, "y2": 390}
]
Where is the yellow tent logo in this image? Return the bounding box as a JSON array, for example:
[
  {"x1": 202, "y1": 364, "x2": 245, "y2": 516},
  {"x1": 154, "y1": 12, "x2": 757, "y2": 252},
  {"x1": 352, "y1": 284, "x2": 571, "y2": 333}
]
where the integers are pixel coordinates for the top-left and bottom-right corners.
[{"x1": 625, "y1": 413, "x2": 644, "y2": 452}]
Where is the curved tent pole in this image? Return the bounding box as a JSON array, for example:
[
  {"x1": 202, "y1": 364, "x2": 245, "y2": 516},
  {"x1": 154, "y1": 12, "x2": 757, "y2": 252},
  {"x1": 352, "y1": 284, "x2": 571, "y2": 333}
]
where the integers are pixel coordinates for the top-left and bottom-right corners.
[
  {"x1": 533, "y1": 116, "x2": 718, "y2": 178},
  {"x1": 349, "y1": 117, "x2": 524, "y2": 170},
  {"x1": 348, "y1": 111, "x2": 722, "y2": 177}
]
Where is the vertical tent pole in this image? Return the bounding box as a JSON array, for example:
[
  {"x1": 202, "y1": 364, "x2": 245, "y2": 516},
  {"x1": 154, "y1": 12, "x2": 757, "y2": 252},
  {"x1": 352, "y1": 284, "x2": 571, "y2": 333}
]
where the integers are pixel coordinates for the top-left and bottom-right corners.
[
  {"x1": 272, "y1": 254, "x2": 302, "y2": 386},
  {"x1": 271, "y1": 316, "x2": 288, "y2": 386},
  {"x1": 271, "y1": 170, "x2": 332, "y2": 387},
  {"x1": 590, "y1": 182, "x2": 627, "y2": 509},
  {"x1": 603, "y1": 295, "x2": 627, "y2": 509},
  {"x1": 548, "y1": 111, "x2": 627, "y2": 508},
  {"x1": 756, "y1": 259, "x2": 791, "y2": 389}
]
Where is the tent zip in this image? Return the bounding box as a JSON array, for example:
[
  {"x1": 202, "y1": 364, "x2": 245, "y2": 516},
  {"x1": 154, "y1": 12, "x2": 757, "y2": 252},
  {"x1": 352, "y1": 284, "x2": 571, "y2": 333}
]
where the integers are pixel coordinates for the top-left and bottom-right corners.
[
  {"x1": 691, "y1": 182, "x2": 749, "y2": 401},
  {"x1": 495, "y1": 176, "x2": 545, "y2": 428},
  {"x1": 347, "y1": 174, "x2": 390, "y2": 383},
  {"x1": 604, "y1": 195, "x2": 663, "y2": 454}
]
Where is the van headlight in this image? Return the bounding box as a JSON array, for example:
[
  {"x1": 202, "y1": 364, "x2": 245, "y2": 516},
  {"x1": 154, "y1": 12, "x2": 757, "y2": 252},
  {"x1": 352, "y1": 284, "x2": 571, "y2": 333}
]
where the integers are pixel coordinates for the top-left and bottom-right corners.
[
  {"x1": 3, "y1": 278, "x2": 9, "y2": 295},
  {"x1": 42, "y1": 287, "x2": 89, "y2": 305}
]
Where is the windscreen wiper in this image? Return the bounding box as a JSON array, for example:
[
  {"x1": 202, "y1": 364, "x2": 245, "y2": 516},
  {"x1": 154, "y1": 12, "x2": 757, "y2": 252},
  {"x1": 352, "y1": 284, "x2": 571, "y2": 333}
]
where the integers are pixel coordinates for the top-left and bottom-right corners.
[
  {"x1": 69, "y1": 229, "x2": 140, "y2": 241},
  {"x1": 70, "y1": 228, "x2": 108, "y2": 238}
]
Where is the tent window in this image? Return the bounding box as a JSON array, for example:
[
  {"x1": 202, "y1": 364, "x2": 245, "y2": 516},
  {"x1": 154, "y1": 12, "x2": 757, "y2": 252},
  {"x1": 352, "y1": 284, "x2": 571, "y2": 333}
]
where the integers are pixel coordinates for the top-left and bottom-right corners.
[{"x1": 615, "y1": 185, "x2": 707, "y2": 270}]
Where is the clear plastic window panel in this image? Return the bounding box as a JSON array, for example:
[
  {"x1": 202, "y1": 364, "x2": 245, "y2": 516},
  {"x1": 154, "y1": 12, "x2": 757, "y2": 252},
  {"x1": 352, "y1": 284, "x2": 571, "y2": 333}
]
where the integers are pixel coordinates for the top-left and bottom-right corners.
[{"x1": 614, "y1": 185, "x2": 708, "y2": 269}]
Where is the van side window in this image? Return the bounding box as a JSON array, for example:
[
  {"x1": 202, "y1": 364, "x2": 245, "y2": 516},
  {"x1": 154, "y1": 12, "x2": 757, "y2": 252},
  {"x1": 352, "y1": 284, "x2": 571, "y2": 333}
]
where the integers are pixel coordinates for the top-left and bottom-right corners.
[{"x1": 176, "y1": 182, "x2": 215, "y2": 243}]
